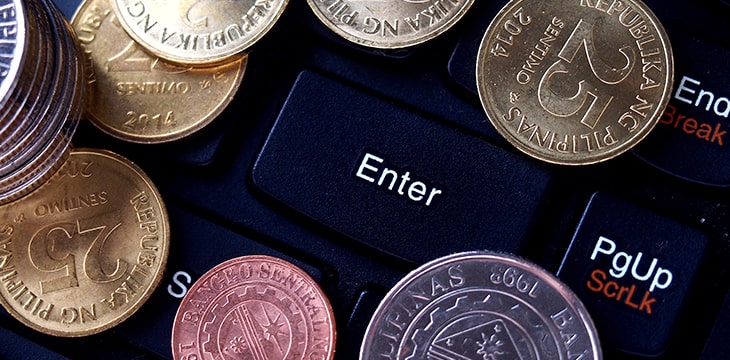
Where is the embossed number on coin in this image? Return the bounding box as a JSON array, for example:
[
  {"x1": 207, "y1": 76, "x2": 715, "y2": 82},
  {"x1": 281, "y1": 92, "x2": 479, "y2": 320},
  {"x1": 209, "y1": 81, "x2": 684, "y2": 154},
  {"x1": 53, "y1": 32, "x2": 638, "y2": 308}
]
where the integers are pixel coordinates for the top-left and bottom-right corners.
[
  {"x1": 476, "y1": 0, "x2": 673, "y2": 165},
  {"x1": 73, "y1": 0, "x2": 246, "y2": 144},
  {"x1": 0, "y1": 149, "x2": 169, "y2": 337}
]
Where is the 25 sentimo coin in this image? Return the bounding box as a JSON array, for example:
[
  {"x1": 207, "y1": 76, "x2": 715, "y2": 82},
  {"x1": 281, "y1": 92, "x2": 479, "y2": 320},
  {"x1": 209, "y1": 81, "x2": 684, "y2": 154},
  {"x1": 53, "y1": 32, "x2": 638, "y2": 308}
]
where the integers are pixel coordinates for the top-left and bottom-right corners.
[
  {"x1": 476, "y1": 0, "x2": 673, "y2": 165},
  {"x1": 0, "y1": 149, "x2": 169, "y2": 337}
]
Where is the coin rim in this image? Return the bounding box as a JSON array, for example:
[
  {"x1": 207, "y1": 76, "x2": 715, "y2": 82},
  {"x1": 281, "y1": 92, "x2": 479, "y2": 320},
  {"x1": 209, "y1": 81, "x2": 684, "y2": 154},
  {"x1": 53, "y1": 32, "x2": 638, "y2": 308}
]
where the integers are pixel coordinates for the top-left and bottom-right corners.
[
  {"x1": 359, "y1": 250, "x2": 602, "y2": 359},
  {"x1": 0, "y1": 148, "x2": 171, "y2": 337},
  {"x1": 475, "y1": 0, "x2": 674, "y2": 165}
]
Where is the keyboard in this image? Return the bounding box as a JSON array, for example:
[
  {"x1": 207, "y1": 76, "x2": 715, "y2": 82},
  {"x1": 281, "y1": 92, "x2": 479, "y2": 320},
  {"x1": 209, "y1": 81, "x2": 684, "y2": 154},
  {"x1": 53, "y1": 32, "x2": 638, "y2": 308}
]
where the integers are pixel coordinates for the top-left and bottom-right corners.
[{"x1": 1, "y1": 0, "x2": 729, "y2": 358}]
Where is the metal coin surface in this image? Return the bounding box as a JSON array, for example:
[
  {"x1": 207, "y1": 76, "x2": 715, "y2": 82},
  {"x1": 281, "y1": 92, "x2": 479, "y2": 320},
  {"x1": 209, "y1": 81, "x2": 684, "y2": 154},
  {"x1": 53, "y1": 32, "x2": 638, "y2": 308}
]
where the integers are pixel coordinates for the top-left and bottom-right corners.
[
  {"x1": 172, "y1": 255, "x2": 336, "y2": 360},
  {"x1": 112, "y1": 0, "x2": 288, "y2": 65},
  {"x1": 0, "y1": 0, "x2": 83, "y2": 205},
  {"x1": 476, "y1": 0, "x2": 673, "y2": 165},
  {"x1": 73, "y1": 0, "x2": 246, "y2": 144},
  {"x1": 0, "y1": 0, "x2": 26, "y2": 107},
  {"x1": 0, "y1": 149, "x2": 169, "y2": 337},
  {"x1": 307, "y1": 0, "x2": 475, "y2": 49},
  {"x1": 360, "y1": 251, "x2": 601, "y2": 359}
]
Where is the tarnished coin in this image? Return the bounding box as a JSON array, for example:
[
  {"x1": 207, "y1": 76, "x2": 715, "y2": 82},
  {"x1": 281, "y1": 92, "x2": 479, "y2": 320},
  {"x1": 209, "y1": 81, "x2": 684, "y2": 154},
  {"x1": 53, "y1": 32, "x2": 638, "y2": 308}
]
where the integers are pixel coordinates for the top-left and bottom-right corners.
[
  {"x1": 73, "y1": 0, "x2": 247, "y2": 144},
  {"x1": 0, "y1": 149, "x2": 169, "y2": 337},
  {"x1": 307, "y1": 0, "x2": 475, "y2": 49},
  {"x1": 112, "y1": 0, "x2": 288, "y2": 65},
  {"x1": 476, "y1": 0, "x2": 673, "y2": 165},
  {"x1": 361, "y1": 251, "x2": 601, "y2": 359},
  {"x1": 172, "y1": 255, "x2": 336, "y2": 360}
]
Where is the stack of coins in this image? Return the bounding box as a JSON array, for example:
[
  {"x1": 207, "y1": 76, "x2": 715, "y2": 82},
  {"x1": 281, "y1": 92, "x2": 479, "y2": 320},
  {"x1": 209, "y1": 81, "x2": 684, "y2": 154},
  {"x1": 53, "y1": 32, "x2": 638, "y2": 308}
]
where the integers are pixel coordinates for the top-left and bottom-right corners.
[{"x1": 0, "y1": 0, "x2": 84, "y2": 205}]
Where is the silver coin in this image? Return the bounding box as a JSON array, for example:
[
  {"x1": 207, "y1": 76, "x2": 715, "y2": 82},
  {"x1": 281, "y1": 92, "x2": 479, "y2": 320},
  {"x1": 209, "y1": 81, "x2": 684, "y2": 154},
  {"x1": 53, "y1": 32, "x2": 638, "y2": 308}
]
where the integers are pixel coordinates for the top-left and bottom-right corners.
[{"x1": 360, "y1": 251, "x2": 601, "y2": 359}]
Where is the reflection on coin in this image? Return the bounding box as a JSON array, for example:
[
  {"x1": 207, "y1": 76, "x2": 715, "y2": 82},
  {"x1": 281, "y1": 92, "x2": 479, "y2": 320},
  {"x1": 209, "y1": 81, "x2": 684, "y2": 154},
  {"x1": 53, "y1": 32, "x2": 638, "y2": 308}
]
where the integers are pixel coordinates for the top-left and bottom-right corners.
[
  {"x1": 307, "y1": 0, "x2": 475, "y2": 49},
  {"x1": 476, "y1": 0, "x2": 672, "y2": 165},
  {"x1": 172, "y1": 255, "x2": 336, "y2": 360},
  {"x1": 0, "y1": 149, "x2": 169, "y2": 337},
  {"x1": 361, "y1": 251, "x2": 601, "y2": 359},
  {"x1": 112, "y1": 0, "x2": 288, "y2": 64},
  {"x1": 73, "y1": 0, "x2": 247, "y2": 144}
]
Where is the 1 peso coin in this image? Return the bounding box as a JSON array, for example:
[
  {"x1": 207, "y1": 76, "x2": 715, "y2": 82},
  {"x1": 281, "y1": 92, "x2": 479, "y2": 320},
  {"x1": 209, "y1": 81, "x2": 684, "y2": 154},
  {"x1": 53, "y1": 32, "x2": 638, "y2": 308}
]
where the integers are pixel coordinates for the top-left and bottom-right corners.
[
  {"x1": 73, "y1": 0, "x2": 247, "y2": 144},
  {"x1": 172, "y1": 255, "x2": 336, "y2": 360},
  {"x1": 112, "y1": 0, "x2": 288, "y2": 65},
  {"x1": 0, "y1": 149, "x2": 169, "y2": 337},
  {"x1": 307, "y1": 0, "x2": 475, "y2": 49},
  {"x1": 360, "y1": 251, "x2": 601, "y2": 359},
  {"x1": 476, "y1": 0, "x2": 673, "y2": 165}
]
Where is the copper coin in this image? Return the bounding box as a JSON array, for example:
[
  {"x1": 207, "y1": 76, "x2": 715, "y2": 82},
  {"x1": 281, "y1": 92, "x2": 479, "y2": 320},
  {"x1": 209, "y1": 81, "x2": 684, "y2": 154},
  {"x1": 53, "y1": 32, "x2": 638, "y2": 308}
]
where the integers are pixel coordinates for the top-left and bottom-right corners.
[
  {"x1": 476, "y1": 0, "x2": 673, "y2": 165},
  {"x1": 361, "y1": 251, "x2": 601, "y2": 359},
  {"x1": 0, "y1": 148, "x2": 170, "y2": 337},
  {"x1": 172, "y1": 255, "x2": 336, "y2": 360}
]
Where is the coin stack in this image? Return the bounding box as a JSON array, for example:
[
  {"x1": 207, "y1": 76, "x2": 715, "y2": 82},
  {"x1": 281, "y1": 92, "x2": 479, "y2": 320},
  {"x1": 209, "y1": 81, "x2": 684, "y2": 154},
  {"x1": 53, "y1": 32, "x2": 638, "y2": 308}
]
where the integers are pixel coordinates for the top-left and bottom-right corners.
[{"x1": 0, "y1": 0, "x2": 84, "y2": 205}]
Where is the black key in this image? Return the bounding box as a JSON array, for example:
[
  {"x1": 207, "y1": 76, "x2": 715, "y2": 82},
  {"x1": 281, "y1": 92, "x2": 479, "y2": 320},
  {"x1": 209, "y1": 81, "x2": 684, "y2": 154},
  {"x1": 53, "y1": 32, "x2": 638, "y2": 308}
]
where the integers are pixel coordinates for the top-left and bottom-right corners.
[
  {"x1": 54, "y1": 0, "x2": 80, "y2": 19},
  {"x1": 343, "y1": 289, "x2": 385, "y2": 359},
  {"x1": 447, "y1": 2, "x2": 505, "y2": 96},
  {"x1": 557, "y1": 192, "x2": 710, "y2": 356},
  {"x1": 253, "y1": 71, "x2": 552, "y2": 264},
  {"x1": 114, "y1": 204, "x2": 323, "y2": 358},
  {"x1": 634, "y1": 29, "x2": 730, "y2": 186},
  {"x1": 700, "y1": 290, "x2": 730, "y2": 359},
  {"x1": 0, "y1": 325, "x2": 69, "y2": 360}
]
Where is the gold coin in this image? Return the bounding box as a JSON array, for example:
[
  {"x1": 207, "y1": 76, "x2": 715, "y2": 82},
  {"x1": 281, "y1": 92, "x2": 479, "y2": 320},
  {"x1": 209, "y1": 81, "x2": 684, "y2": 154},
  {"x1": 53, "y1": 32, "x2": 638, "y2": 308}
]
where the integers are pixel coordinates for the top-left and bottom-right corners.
[
  {"x1": 111, "y1": 0, "x2": 287, "y2": 65},
  {"x1": 73, "y1": 0, "x2": 247, "y2": 144},
  {"x1": 307, "y1": 0, "x2": 475, "y2": 49},
  {"x1": 0, "y1": 148, "x2": 169, "y2": 337},
  {"x1": 476, "y1": 0, "x2": 673, "y2": 165}
]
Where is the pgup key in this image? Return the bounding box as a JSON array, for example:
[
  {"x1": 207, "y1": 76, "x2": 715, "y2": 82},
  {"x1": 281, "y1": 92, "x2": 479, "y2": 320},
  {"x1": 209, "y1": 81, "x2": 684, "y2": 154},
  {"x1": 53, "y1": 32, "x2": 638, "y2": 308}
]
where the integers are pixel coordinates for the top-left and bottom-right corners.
[
  {"x1": 558, "y1": 192, "x2": 710, "y2": 356},
  {"x1": 590, "y1": 236, "x2": 674, "y2": 292}
]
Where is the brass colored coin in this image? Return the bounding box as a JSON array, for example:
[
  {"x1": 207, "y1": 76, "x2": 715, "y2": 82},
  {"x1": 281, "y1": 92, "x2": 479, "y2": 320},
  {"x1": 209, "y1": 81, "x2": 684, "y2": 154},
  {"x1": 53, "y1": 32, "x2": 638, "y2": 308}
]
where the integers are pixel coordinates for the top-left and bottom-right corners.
[
  {"x1": 307, "y1": 0, "x2": 475, "y2": 49},
  {"x1": 111, "y1": 0, "x2": 287, "y2": 65},
  {"x1": 0, "y1": 149, "x2": 169, "y2": 337},
  {"x1": 476, "y1": 0, "x2": 673, "y2": 165},
  {"x1": 73, "y1": 0, "x2": 247, "y2": 144},
  {"x1": 361, "y1": 251, "x2": 602, "y2": 359},
  {"x1": 172, "y1": 255, "x2": 336, "y2": 360}
]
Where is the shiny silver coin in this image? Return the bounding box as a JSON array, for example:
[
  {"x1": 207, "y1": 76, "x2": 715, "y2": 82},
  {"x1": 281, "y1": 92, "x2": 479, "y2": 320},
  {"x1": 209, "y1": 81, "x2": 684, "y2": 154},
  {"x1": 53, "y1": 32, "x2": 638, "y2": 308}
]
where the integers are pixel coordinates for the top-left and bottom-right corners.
[
  {"x1": 361, "y1": 251, "x2": 602, "y2": 359},
  {"x1": 0, "y1": 0, "x2": 83, "y2": 205}
]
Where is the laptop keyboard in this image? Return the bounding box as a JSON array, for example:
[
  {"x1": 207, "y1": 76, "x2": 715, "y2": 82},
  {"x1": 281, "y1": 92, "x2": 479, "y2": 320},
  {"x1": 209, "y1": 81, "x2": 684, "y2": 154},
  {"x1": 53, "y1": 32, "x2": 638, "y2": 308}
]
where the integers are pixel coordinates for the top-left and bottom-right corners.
[{"x1": 1, "y1": 0, "x2": 728, "y2": 359}]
